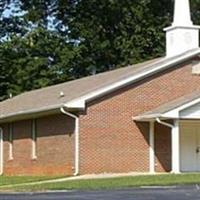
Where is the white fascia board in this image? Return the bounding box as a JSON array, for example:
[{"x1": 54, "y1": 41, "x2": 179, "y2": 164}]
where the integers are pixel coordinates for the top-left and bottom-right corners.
[
  {"x1": 162, "y1": 97, "x2": 200, "y2": 118},
  {"x1": 65, "y1": 49, "x2": 200, "y2": 110}
]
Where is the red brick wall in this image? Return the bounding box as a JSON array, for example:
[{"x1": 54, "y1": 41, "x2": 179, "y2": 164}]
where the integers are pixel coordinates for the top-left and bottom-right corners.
[
  {"x1": 79, "y1": 59, "x2": 200, "y2": 174},
  {"x1": 2, "y1": 114, "x2": 75, "y2": 176}
]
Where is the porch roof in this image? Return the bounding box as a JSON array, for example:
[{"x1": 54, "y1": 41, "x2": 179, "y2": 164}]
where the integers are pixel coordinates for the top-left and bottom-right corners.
[{"x1": 133, "y1": 90, "x2": 200, "y2": 121}]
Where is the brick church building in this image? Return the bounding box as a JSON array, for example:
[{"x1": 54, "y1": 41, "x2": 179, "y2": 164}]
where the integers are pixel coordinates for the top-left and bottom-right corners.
[{"x1": 1, "y1": 0, "x2": 200, "y2": 176}]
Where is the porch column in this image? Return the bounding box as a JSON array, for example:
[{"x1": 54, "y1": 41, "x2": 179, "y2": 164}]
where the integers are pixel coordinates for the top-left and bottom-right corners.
[
  {"x1": 149, "y1": 121, "x2": 155, "y2": 173},
  {"x1": 171, "y1": 120, "x2": 180, "y2": 173}
]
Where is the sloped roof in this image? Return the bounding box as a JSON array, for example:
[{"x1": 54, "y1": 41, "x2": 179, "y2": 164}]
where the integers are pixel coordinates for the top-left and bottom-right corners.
[
  {"x1": 0, "y1": 58, "x2": 161, "y2": 122},
  {"x1": 0, "y1": 48, "x2": 200, "y2": 122},
  {"x1": 134, "y1": 90, "x2": 200, "y2": 121}
]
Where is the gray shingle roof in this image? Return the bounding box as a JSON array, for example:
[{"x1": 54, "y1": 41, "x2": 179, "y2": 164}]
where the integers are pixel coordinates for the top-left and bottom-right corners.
[
  {"x1": 0, "y1": 58, "x2": 161, "y2": 122},
  {"x1": 0, "y1": 48, "x2": 200, "y2": 122}
]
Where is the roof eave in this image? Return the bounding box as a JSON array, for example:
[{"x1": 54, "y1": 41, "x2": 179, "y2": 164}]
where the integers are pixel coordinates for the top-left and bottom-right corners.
[
  {"x1": 133, "y1": 114, "x2": 163, "y2": 122},
  {"x1": 133, "y1": 114, "x2": 179, "y2": 122},
  {"x1": 0, "y1": 104, "x2": 62, "y2": 123}
]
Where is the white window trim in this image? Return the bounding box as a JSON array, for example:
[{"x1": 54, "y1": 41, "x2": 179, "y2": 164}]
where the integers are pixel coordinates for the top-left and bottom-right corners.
[
  {"x1": 32, "y1": 119, "x2": 37, "y2": 160},
  {"x1": 9, "y1": 124, "x2": 13, "y2": 160}
]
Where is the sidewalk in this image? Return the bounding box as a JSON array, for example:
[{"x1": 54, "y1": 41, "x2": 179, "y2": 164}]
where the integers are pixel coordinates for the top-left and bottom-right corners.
[{"x1": 0, "y1": 172, "x2": 155, "y2": 188}]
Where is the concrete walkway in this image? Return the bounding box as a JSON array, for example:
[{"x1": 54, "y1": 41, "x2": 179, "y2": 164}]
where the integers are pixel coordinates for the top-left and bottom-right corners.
[{"x1": 0, "y1": 172, "x2": 157, "y2": 189}]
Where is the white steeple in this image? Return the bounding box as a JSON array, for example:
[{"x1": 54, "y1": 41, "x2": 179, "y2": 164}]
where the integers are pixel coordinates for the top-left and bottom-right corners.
[
  {"x1": 164, "y1": 0, "x2": 200, "y2": 57},
  {"x1": 173, "y1": 0, "x2": 193, "y2": 26}
]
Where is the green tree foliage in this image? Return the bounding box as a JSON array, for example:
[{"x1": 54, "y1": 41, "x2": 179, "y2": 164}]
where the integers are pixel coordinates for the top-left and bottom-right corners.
[
  {"x1": 1, "y1": 0, "x2": 199, "y2": 101},
  {"x1": 0, "y1": 28, "x2": 79, "y2": 99},
  {"x1": 20, "y1": 0, "x2": 173, "y2": 73},
  {"x1": 62, "y1": 0, "x2": 172, "y2": 73},
  {"x1": 191, "y1": 0, "x2": 200, "y2": 24}
]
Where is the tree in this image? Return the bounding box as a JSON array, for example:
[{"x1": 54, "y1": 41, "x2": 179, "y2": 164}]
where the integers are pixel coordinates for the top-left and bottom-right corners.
[
  {"x1": 46, "y1": 0, "x2": 173, "y2": 73},
  {"x1": 15, "y1": 0, "x2": 173, "y2": 74},
  {"x1": 4, "y1": 0, "x2": 200, "y2": 101},
  {"x1": 0, "y1": 28, "x2": 79, "y2": 99}
]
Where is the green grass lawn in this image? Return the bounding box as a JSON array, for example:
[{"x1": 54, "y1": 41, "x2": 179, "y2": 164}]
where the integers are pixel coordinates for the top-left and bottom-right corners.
[
  {"x1": 0, "y1": 176, "x2": 63, "y2": 187},
  {"x1": 2, "y1": 174, "x2": 200, "y2": 192}
]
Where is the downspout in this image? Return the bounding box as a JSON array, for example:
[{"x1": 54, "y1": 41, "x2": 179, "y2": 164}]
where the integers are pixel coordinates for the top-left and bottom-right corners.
[
  {"x1": 60, "y1": 107, "x2": 79, "y2": 176},
  {"x1": 0, "y1": 127, "x2": 3, "y2": 175},
  {"x1": 156, "y1": 118, "x2": 174, "y2": 129}
]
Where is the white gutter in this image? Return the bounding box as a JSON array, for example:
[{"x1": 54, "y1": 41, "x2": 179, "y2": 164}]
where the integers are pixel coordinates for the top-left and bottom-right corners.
[
  {"x1": 156, "y1": 118, "x2": 174, "y2": 128},
  {"x1": 0, "y1": 127, "x2": 3, "y2": 175},
  {"x1": 60, "y1": 107, "x2": 79, "y2": 176}
]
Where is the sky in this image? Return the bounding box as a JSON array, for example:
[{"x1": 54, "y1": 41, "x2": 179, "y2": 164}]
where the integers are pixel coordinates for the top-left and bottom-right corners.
[{"x1": 2, "y1": 2, "x2": 26, "y2": 18}]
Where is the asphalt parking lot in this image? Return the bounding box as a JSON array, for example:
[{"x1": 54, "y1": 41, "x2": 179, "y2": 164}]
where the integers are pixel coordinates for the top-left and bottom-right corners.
[{"x1": 0, "y1": 185, "x2": 200, "y2": 200}]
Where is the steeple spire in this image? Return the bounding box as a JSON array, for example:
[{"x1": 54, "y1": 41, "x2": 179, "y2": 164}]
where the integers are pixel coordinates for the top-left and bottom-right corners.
[
  {"x1": 164, "y1": 0, "x2": 200, "y2": 58},
  {"x1": 173, "y1": 0, "x2": 193, "y2": 26}
]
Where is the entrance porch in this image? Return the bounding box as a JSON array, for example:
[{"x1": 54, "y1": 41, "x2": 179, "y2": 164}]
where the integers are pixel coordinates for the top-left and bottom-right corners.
[
  {"x1": 149, "y1": 119, "x2": 200, "y2": 174},
  {"x1": 134, "y1": 92, "x2": 200, "y2": 174}
]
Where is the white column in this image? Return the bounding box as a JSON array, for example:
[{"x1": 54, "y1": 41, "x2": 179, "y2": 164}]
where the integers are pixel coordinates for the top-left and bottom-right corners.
[
  {"x1": 149, "y1": 121, "x2": 155, "y2": 173},
  {"x1": 173, "y1": 0, "x2": 193, "y2": 26},
  {"x1": 171, "y1": 120, "x2": 180, "y2": 173}
]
